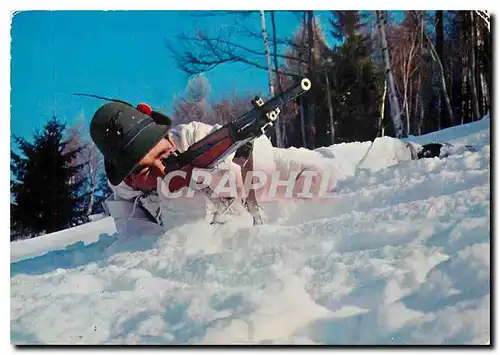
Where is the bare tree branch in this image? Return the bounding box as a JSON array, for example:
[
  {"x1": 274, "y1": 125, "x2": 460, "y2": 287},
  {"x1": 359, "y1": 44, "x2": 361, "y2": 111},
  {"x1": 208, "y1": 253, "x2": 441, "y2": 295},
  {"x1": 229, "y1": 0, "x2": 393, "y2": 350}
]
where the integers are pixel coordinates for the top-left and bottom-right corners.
[
  {"x1": 408, "y1": 11, "x2": 454, "y2": 125},
  {"x1": 165, "y1": 11, "x2": 309, "y2": 78},
  {"x1": 234, "y1": 23, "x2": 309, "y2": 50},
  {"x1": 165, "y1": 31, "x2": 305, "y2": 77},
  {"x1": 176, "y1": 32, "x2": 308, "y2": 64}
]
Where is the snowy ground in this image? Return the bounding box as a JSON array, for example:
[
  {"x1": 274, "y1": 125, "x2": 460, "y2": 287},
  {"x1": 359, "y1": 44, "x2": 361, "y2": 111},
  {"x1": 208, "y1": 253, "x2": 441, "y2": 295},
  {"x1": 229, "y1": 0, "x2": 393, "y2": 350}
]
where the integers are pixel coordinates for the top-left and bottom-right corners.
[{"x1": 11, "y1": 117, "x2": 490, "y2": 345}]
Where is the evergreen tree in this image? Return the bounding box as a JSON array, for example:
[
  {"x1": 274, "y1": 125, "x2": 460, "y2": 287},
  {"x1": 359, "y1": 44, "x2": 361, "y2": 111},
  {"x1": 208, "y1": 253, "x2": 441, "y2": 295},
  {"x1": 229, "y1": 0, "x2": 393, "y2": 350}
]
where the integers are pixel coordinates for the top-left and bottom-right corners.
[
  {"x1": 327, "y1": 11, "x2": 383, "y2": 143},
  {"x1": 11, "y1": 116, "x2": 87, "y2": 239},
  {"x1": 91, "y1": 171, "x2": 113, "y2": 215},
  {"x1": 329, "y1": 10, "x2": 369, "y2": 42}
]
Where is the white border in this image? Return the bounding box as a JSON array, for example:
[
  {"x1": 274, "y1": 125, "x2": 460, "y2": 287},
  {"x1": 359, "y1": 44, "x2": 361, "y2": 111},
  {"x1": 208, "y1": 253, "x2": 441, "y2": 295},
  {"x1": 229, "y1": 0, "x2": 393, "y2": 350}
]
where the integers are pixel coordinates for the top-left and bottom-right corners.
[
  {"x1": 3, "y1": 0, "x2": 500, "y2": 10},
  {"x1": 5, "y1": 0, "x2": 497, "y2": 353}
]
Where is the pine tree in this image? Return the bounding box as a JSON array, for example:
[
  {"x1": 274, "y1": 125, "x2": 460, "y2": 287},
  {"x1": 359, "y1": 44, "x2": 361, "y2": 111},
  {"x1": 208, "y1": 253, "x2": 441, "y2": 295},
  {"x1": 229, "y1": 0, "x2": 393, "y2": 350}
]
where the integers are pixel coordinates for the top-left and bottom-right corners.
[
  {"x1": 327, "y1": 11, "x2": 383, "y2": 143},
  {"x1": 11, "y1": 116, "x2": 87, "y2": 239},
  {"x1": 91, "y1": 171, "x2": 113, "y2": 215}
]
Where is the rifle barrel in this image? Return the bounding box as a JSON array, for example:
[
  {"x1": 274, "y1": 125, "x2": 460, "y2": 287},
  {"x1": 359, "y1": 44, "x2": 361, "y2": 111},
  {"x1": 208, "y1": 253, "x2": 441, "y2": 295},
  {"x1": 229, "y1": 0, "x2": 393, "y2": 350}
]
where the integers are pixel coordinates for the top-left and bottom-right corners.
[
  {"x1": 232, "y1": 77, "x2": 311, "y2": 133},
  {"x1": 258, "y1": 78, "x2": 312, "y2": 114}
]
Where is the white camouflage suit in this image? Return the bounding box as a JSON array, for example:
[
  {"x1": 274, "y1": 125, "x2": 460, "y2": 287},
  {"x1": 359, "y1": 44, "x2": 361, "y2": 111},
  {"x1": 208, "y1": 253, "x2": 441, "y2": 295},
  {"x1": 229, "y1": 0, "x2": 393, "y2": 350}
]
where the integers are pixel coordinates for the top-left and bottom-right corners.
[{"x1": 103, "y1": 121, "x2": 420, "y2": 238}]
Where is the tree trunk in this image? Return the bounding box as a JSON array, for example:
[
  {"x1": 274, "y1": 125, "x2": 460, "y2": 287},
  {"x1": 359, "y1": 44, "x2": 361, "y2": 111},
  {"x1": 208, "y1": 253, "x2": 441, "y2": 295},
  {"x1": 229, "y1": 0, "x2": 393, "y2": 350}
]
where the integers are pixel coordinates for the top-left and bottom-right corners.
[
  {"x1": 403, "y1": 35, "x2": 414, "y2": 137},
  {"x1": 461, "y1": 37, "x2": 468, "y2": 125},
  {"x1": 413, "y1": 73, "x2": 419, "y2": 135},
  {"x1": 482, "y1": 14, "x2": 491, "y2": 113},
  {"x1": 299, "y1": 96, "x2": 307, "y2": 147},
  {"x1": 270, "y1": 10, "x2": 285, "y2": 147},
  {"x1": 435, "y1": 11, "x2": 445, "y2": 64},
  {"x1": 85, "y1": 147, "x2": 99, "y2": 217},
  {"x1": 474, "y1": 13, "x2": 486, "y2": 117},
  {"x1": 417, "y1": 17, "x2": 424, "y2": 136},
  {"x1": 481, "y1": 11, "x2": 491, "y2": 115},
  {"x1": 404, "y1": 88, "x2": 409, "y2": 136},
  {"x1": 378, "y1": 80, "x2": 387, "y2": 137},
  {"x1": 425, "y1": 33, "x2": 454, "y2": 127},
  {"x1": 462, "y1": 11, "x2": 470, "y2": 125},
  {"x1": 299, "y1": 12, "x2": 308, "y2": 148},
  {"x1": 475, "y1": 45, "x2": 484, "y2": 118},
  {"x1": 408, "y1": 77, "x2": 413, "y2": 135},
  {"x1": 306, "y1": 10, "x2": 316, "y2": 149},
  {"x1": 437, "y1": 94, "x2": 442, "y2": 130},
  {"x1": 324, "y1": 71, "x2": 335, "y2": 144},
  {"x1": 461, "y1": 73, "x2": 469, "y2": 125},
  {"x1": 259, "y1": 10, "x2": 274, "y2": 97},
  {"x1": 435, "y1": 11, "x2": 442, "y2": 129},
  {"x1": 418, "y1": 75, "x2": 424, "y2": 136},
  {"x1": 259, "y1": 10, "x2": 282, "y2": 146},
  {"x1": 375, "y1": 10, "x2": 404, "y2": 138},
  {"x1": 435, "y1": 10, "x2": 448, "y2": 127},
  {"x1": 468, "y1": 11, "x2": 480, "y2": 121},
  {"x1": 86, "y1": 165, "x2": 96, "y2": 217},
  {"x1": 452, "y1": 37, "x2": 462, "y2": 125},
  {"x1": 480, "y1": 65, "x2": 489, "y2": 115},
  {"x1": 402, "y1": 43, "x2": 410, "y2": 136}
]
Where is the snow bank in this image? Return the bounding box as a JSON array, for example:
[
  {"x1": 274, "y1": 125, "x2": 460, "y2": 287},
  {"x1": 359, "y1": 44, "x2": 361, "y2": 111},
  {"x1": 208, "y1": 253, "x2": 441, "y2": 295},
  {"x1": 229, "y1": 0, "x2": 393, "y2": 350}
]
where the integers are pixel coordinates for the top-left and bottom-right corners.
[
  {"x1": 11, "y1": 217, "x2": 116, "y2": 263},
  {"x1": 11, "y1": 118, "x2": 490, "y2": 345}
]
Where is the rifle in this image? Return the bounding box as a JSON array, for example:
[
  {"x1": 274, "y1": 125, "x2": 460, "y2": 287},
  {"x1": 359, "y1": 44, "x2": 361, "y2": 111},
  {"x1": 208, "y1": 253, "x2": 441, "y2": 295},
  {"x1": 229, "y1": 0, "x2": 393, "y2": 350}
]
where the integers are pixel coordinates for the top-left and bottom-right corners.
[{"x1": 161, "y1": 78, "x2": 312, "y2": 193}]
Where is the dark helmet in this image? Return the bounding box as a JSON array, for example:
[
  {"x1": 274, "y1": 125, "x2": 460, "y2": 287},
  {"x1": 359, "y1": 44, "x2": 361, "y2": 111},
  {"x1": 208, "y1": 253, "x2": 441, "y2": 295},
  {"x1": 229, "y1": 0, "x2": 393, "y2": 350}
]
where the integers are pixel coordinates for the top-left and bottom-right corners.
[{"x1": 90, "y1": 101, "x2": 172, "y2": 186}]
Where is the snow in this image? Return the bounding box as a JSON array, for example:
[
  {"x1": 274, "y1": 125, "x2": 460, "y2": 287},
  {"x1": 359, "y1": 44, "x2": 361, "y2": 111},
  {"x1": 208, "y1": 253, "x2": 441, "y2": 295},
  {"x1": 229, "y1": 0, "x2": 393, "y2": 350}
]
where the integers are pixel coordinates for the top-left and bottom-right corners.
[
  {"x1": 10, "y1": 217, "x2": 116, "y2": 264},
  {"x1": 10, "y1": 116, "x2": 490, "y2": 345}
]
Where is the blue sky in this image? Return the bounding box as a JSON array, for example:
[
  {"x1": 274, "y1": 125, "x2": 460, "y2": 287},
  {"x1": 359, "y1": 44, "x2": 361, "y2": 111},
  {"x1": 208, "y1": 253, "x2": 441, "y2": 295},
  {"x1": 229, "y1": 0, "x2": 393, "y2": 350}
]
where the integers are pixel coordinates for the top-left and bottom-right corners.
[{"x1": 10, "y1": 10, "x2": 335, "y2": 143}]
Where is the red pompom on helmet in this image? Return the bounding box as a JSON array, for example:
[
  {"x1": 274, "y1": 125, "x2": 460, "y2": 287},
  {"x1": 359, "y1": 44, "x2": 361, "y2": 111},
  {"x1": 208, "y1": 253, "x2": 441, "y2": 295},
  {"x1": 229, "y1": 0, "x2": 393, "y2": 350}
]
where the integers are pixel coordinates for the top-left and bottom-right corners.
[{"x1": 136, "y1": 103, "x2": 152, "y2": 116}]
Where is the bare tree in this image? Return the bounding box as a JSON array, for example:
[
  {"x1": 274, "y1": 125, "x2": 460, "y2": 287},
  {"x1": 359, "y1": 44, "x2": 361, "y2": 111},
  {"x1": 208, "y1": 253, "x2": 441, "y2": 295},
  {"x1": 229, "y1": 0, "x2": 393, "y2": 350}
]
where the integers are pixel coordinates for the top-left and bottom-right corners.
[
  {"x1": 279, "y1": 11, "x2": 328, "y2": 148},
  {"x1": 210, "y1": 93, "x2": 255, "y2": 124},
  {"x1": 377, "y1": 80, "x2": 387, "y2": 137},
  {"x1": 167, "y1": 11, "x2": 334, "y2": 148},
  {"x1": 468, "y1": 11, "x2": 480, "y2": 121},
  {"x1": 65, "y1": 118, "x2": 103, "y2": 217},
  {"x1": 407, "y1": 10, "x2": 455, "y2": 128},
  {"x1": 172, "y1": 74, "x2": 258, "y2": 126},
  {"x1": 259, "y1": 11, "x2": 275, "y2": 95},
  {"x1": 305, "y1": 10, "x2": 316, "y2": 149},
  {"x1": 426, "y1": 35, "x2": 454, "y2": 126},
  {"x1": 165, "y1": 11, "x2": 307, "y2": 78},
  {"x1": 388, "y1": 11, "x2": 426, "y2": 136},
  {"x1": 474, "y1": 11, "x2": 491, "y2": 117},
  {"x1": 83, "y1": 144, "x2": 101, "y2": 216},
  {"x1": 414, "y1": 15, "x2": 426, "y2": 136},
  {"x1": 417, "y1": 16, "x2": 425, "y2": 136},
  {"x1": 476, "y1": 30, "x2": 488, "y2": 116},
  {"x1": 418, "y1": 74, "x2": 425, "y2": 135},
  {"x1": 375, "y1": 10, "x2": 404, "y2": 138},
  {"x1": 402, "y1": 22, "x2": 419, "y2": 134},
  {"x1": 434, "y1": 11, "x2": 447, "y2": 127},
  {"x1": 298, "y1": 12, "x2": 308, "y2": 147},
  {"x1": 458, "y1": 12, "x2": 470, "y2": 124},
  {"x1": 172, "y1": 74, "x2": 212, "y2": 125},
  {"x1": 259, "y1": 10, "x2": 283, "y2": 147},
  {"x1": 271, "y1": 10, "x2": 286, "y2": 147},
  {"x1": 475, "y1": 11, "x2": 490, "y2": 116},
  {"x1": 324, "y1": 70, "x2": 335, "y2": 143},
  {"x1": 165, "y1": 11, "x2": 314, "y2": 146}
]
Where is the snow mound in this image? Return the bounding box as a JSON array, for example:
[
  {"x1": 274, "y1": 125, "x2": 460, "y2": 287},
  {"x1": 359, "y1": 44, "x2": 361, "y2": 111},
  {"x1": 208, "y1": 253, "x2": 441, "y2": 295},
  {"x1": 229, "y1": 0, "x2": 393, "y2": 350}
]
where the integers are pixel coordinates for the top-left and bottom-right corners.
[{"x1": 11, "y1": 117, "x2": 490, "y2": 345}]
